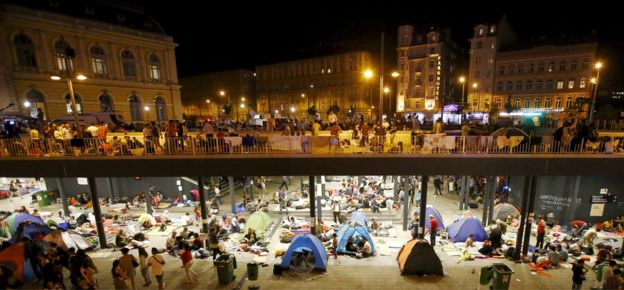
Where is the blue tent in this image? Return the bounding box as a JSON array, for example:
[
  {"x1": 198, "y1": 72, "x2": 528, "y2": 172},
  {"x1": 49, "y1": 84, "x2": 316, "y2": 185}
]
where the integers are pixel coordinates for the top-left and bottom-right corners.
[
  {"x1": 446, "y1": 217, "x2": 487, "y2": 243},
  {"x1": 351, "y1": 212, "x2": 369, "y2": 228},
  {"x1": 280, "y1": 234, "x2": 328, "y2": 271},
  {"x1": 336, "y1": 223, "x2": 375, "y2": 254},
  {"x1": 412, "y1": 205, "x2": 445, "y2": 230}
]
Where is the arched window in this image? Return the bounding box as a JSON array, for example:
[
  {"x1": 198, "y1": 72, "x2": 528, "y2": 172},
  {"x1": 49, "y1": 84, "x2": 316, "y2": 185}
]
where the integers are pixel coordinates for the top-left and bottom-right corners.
[
  {"x1": 566, "y1": 97, "x2": 573, "y2": 108},
  {"x1": 555, "y1": 97, "x2": 562, "y2": 108},
  {"x1": 99, "y1": 93, "x2": 113, "y2": 112},
  {"x1": 90, "y1": 45, "x2": 107, "y2": 75},
  {"x1": 495, "y1": 99, "x2": 502, "y2": 108},
  {"x1": 24, "y1": 89, "x2": 46, "y2": 119},
  {"x1": 54, "y1": 39, "x2": 73, "y2": 71},
  {"x1": 14, "y1": 34, "x2": 37, "y2": 68},
  {"x1": 544, "y1": 97, "x2": 551, "y2": 108},
  {"x1": 128, "y1": 95, "x2": 142, "y2": 121},
  {"x1": 154, "y1": 96, "x2": 167, "y2": 121},
  {"x1": 121, "y1": 50, "x2": 136, "y2": 77},
  {"x1": 65, "y1": 93, "x2": 83, "y2": 114},
  {"x1": 579, "y1": 77, "x2": 587, "y2": 89},
  {"x1": 147, "y1": 53, "x2": 161, "y2": 81},
  {"x1": 534, "y1": 97, "x2": 541, "y2": 108}
]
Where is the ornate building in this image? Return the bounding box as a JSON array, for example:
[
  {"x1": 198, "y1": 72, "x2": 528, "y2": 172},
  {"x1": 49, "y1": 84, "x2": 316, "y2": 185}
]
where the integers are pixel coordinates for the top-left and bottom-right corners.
[
  {"x1": 255, "y1": 52, "x2": 377, "y2": 120},
  {"x1": 0, "y1": 0, "x2": 182, "y2": 124},
  {"x1": 396, "y1": 26, "x2": 462, "y2": 113}
]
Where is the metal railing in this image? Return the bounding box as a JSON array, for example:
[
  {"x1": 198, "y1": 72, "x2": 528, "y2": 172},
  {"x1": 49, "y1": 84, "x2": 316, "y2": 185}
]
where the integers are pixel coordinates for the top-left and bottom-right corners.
[{"x1": 0, "y1": 135, "x2": 620, "y2": 157}]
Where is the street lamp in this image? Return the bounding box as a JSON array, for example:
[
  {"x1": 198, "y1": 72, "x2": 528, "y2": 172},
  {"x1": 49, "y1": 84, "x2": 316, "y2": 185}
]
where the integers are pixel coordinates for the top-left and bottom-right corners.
[
  {"x1": 459, "y1": 76, "x2": 466, "y2": 124},
  {"x1": 363, "y1": 70, "x2": 374, "y2": 119},
  {"x1": 144, "y1": 105, "x2": 150, "y2": 122},
  {"x1": 588, "y1": 61, "x2": 603, "y2": 124},
  {"x1": 472, "y1": 82, "x2": 479, "y2": 112},
  {"x1": 50, "y1": 42, "x2": 85, "y2": 137}
]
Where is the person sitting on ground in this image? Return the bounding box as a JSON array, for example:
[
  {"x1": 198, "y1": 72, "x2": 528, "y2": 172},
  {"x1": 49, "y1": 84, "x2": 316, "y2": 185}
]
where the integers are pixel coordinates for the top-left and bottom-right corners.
[
  {"x1": 582, "y1": 226, "x2": 598, "y2": 247},
  {"x1": 465, "y1": 234, "x2": 475, "y2": 248},
  {"x1": 478, "y1": 240, "x2": 494, "y2": 257},
  {"x1": 190, "y1": 233, "x2": 204, "y2": 251},
  {"x1": 244, "y1": 228, "x2": 258, "y2": 245},
  {"x1": 358, "y1": 239, "x2": 372, "y2": 258},
  {"x1": 179, "y1": 227, "x2": 191, "y2": 240},
  {"x1": 547, "y1": 245, "x2": 561, "y2": 267},
  {"x1": 115, "y1": 229, "x2": 131, "y2": 248},
  {"x1": 371, "y1": 218, "x2": 380, "y2": 232},
  {"x1": 570, "y1": 220, "x2": 588, "y2": 237},
  {"x1": 344, "y1": 236, "x2": 358, "y2": 256},
  {"x1": 166, "y1": 231, "x2": 178, "y2": 255},
  {"x1": 230, "y1": 216, "x2": 241, "y2": 233}
]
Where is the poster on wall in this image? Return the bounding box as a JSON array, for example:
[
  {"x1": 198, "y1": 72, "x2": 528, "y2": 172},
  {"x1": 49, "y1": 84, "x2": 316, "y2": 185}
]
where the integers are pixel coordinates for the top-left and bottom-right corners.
[{"x1": 590, "y1": 203, "x2": 605, "y2": 217}]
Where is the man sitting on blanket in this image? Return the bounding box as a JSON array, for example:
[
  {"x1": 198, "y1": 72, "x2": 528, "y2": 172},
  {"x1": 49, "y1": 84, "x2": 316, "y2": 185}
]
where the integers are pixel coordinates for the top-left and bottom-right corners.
[{"x1": 115, "y1": 229, "x2": 146, "y2": 248}]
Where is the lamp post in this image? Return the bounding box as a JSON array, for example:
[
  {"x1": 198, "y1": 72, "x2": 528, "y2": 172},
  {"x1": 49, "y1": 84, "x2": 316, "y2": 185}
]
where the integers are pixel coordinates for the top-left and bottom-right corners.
[
  {"x1": 472, "y1": 82, "x2": 479, "y2": 112},
  {"x1": 588, "y1": 62, "x2": 602, "y2": 124},
  {"x1": 364, "y1": 70, "x2": 374, "y2": 119},
  {"x1": 50, "y1": 43, "x2": 85, "y2": 137},
  {"x1": 144, "y1": 105, "x2": 150, "y2": 122},
  {"x1": 459, "y1": 76, "x2": 466, "y2": 124}
]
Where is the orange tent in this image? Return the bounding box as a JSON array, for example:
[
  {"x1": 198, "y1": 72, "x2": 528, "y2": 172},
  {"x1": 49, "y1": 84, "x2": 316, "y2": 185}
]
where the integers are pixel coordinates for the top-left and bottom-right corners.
[
  {"x1": 0, "y1": 242, "x2": 25, "y2": 280},
  {"x1": 397, "y1": 239, "x2": 443, "y2": 276}
]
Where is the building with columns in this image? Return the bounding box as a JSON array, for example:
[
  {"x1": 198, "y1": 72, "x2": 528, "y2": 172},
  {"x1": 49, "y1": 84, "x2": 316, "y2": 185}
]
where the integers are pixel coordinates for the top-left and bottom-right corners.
[
  {"x1": 396, "y1": 26, "x2": 462, "y2": 113},
  {"x1": 0, "y1": 0, "x2": 182, "y2": 125},
  {"x1": 255, "y1": 51, "x2": 376, "y2": 121},
  {"x1": 467, "y1": 17, "x2": 597, "y2": 116}
]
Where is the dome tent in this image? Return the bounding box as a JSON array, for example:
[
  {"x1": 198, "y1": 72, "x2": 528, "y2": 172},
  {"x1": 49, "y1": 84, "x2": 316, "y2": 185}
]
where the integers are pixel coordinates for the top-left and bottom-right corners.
[
  {"x1": 397, "y1": 239, "x2": 443, "y2": 276},
  {"x1": 446, "y1": 217, "x2": 488, "y2": 243},
  {"x1": 335, "y1": 223, "x2": 375, "y2": 255},
  {"x1": 280, "y1": 234, "x2": 328, "y2": 271}
]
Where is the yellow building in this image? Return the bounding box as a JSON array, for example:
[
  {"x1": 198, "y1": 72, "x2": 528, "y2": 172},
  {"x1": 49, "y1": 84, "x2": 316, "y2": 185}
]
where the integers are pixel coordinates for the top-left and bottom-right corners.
[
  {"x1": 0, "y1": 0, "x2": 182, "y2": 124},
  {"x1": 255, "y1": 52, "x2": 377, "y2": 120}
]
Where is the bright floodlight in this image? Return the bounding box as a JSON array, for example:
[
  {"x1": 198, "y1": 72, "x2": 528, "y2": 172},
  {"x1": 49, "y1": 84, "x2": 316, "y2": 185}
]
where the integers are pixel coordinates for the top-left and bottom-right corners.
[
  {"x1": 76, "y1": 74, "x2": 87, "y2": 80},
  {"x1": 50, "y1": 75, "x2": 61, "y2": 81}
]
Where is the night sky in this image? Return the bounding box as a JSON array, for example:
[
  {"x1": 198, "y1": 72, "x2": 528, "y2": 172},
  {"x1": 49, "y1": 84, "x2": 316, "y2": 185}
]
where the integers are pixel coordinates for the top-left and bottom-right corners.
[{"x1": 134, "y1": 1, "x2": 623, "y2": 86}]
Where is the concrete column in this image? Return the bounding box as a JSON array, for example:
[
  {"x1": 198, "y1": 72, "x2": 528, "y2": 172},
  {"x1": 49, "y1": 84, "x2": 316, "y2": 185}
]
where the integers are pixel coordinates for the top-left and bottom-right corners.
[
  {"x1": 402, "y1": 176, "x2": 409, "y2": 231},
  {"x1": 522, "y1": 176, "x2": 537, "y2": 256},
  {"x1": 464, "y1": 176, "x2": 470, "y2": 210},
  {"x1": 87, "y1": 177, "x2": 107, "y2": 249},
  {"x1": 418, "y1": 176, "x2": 428, "y2": 239},
  {"x1": 145, "y1": 183, "x2": 153, "y2": 215},
  {"x1": 56, "y1": 178, "x2": 70, "y2": 218},
  {"x1": 514, "y1": 176, "x2": 531, "y2": 261},
  {"x1": 482, "y1": 177, "x2": 489, "y2": 225},
  {"x1": 309, "y1": 175, "x2": 316, "y2": 234},
  {"x1": 487, "y1": 176, "x2": 495, "y2": 224},
  {"x1": 108, "y1": 177, "x2": 115, "y2": 201},
  {"x1": 229, "y1": 176, "x2": 236, "y2": 214},
  {"x1": 458, "y1": 176, "x2": 464, "y2": 211},
  {"x1": 197, "y1": 176, "x2": 209, "y2": 235}
]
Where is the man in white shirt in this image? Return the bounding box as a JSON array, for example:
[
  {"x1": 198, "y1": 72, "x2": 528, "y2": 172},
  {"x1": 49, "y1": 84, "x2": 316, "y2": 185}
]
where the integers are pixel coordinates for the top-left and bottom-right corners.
[
  {"x1": 147, "y1": 247, "x2": 165, "y2": 289},
  {"x1": 332, "y1": 202, "x2": 341, "y2": 224},
  {"x1": 359, "y1": 239, "x2": 372, "y2": 257},
  {"x1": 86, "y1": 124, "x2": 99, "y2": 137}
]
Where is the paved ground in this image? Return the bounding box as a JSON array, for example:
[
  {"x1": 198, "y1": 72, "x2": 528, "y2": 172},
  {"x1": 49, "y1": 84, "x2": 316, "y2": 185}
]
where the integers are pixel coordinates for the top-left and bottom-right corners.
[{"x1": 2, "y1": 177, "x2": 597, "y2": 289}]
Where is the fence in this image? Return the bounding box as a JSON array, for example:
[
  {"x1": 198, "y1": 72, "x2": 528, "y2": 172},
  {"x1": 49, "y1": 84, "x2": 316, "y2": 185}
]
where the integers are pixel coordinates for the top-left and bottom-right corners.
[{"x1": 0, "y1": 134, "x2": 620, "y2": 158}]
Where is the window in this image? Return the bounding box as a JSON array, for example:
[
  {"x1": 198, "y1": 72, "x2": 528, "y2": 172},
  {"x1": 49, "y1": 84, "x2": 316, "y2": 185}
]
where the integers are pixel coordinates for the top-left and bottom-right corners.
[
  {"x1": 65, "y1": 93, "x2": 83, "y2": 114},
  {"x1": 488, "y1": 58, "x2": 494, "y2": 64},
  {"x1": 429, "y1": 47, "x2": 435, "y2": 54},
  {"x1": 555, "y1": 97, "x2": 562, "y2": 108},
  {"x1": 544, "y1": 97, "x2": 551, "y2": 107},
  {"x1": 568, "y1": 80, "x2": 575, "y2": 89},
  {"x1": 566, "y1": 97, "x2": 572, "y2": 108},
  {"x1": 24, "y1": 89, "x2": 46, "y2": 119},
  {"x1": 490, "y1": 43, "x2": 495, "y2": 49},
  {"x1": 147, "y1": 53, "x2": 161, "y2": 81},
  {"x1": 582, "y1": 60, "x2": 589, "y2": 69},
  {"x1": 496, "y1": 82, "x2": 503, "y2": 91},
  {"x1": 534, "y1": 97, "x2": 541, "y2": 108},
  {"x1": 509, "y1": 65, "x2": 515, "y2": 74},
  {"x1": 498, "y1": 66, "x2": 505, "y2": 75},
  {"x1": 473, "y1": 100, "x2": 478, "y2": 107},
  {"x1": 490, "y1": 25, "x2": 496, "y2": 33},
  {"x1": 556, "y1": 81, "x2": 564, "y2": 89},
  {"x1": 548, "y1": 62, "x2": 554, "y2": 72},
  {"x1": 476, "y1": 41, "x2": 482, "y2": 49},
  {"x1": 518, "y1": 65, "x2": 524, "y2": 73},
  {"x1": 547, "y1": 80, "x2": 554, "y2": 89},
  {"x1": 429, "y1": 61, "x2": 434, "y2": 68},
  {"x1": 478, "y1": 28, "x2": 484, "y2": 36},
  {"x1": 89, "y1": 45, "x2": 107, "y2": 75},
  {"x1": 538, "y1": 63, "x2": 544, "y2": 72},
  {"x1": 54, "y1": 39, "x2": 73, "y2": 71},
  {"x1": 528, "y1": 64, "x2": 535, "y2": 73},
  {"x1": 154, "y1": 96, "x2": 167, "y2": 121},
  {"x1": 579, "y1": 77, "x2": 587, "y2": 88},
  {"x1": 526, "y1": 80, "x2": 533, "y2": 90},
  {"x1": 415, "y1": 102, "x2": 420, "y2": 108},
  {"x1": 475, "y1": 56, "x2": 481, "y2": 64},
  {"x1": 524, "y1": 97, "x2": 531, "y2": 108},
  {"x1": 14, "y1": 34, "x2": 37, "y2": 68},
  {"x1": 428, "y1": 74, "x2": 434, "y2": 82},
  {"x1": 571, "y1": 61, "x2": 577, "y2": 71},
  {"x1": 121, "y1": 50, "x2": 136, "y2": 77},
  {"x1": 516, "y1": 81, "x2": 523, "y2": 91},
  {"x1": 559, "y1": 62, "x2": 566, "y2": 71},
  {"x1": 537, "y1": 80, "x2": 543, "y2": 89},
  {"x1": 506, "y1": 81, "x2": 512, "y2": 91},
  {"x1": 486, "y1": 71, "x2": 491, "y2": 79},
  {"x1": 129, "y1": 95, "x2": 142, "y2": 121},
  {"x1": 99, "y1": 93, "x2": 113, "y2": 112},
  {"x1": 495, "y1": 99, "x2": 502, "y2": 108},
  {"x1": 475, "y1": 71, "x2": 480, "y2": 78},
  {"x1": 515, "y1": 98, "x2": 521, "y2": 108}
]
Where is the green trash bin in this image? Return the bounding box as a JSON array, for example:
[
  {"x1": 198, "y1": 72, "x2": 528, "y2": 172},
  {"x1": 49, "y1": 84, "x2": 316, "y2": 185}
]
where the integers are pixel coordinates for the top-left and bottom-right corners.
[
  {"x1": 215, "y1": 255, "x2": 235, "y2": 284},
  {"x1": 492, "y1": 263, "x2": 514, "y2": 290},
  {"x1": 479, "y1": 266, "x2": 493, "y2": 285},
  {"x1": 36, "y1": 191, "x2": 50, "y2": 207},
  {"x1": 247, "y1": 262, "x2": 259, "y2": 281}
]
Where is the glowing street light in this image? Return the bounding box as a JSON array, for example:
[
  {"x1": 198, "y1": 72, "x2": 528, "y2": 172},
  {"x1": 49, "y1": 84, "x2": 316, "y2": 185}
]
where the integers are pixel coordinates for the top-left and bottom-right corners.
[
  {"x1": 23, "y1": 101, "x2": 31, "y2": 108},
  {"x1": 588, "y1": 61, "x2": 604, "y2": 123},
  {"x1": 459, "y1": 76, "x2": 466, "y2": 123},
  {"x1": 50, "y1": 75, "x2": 61, "y2": 81},
  {"x1": 290, "y1": 106, "x2": 295, "y2": 113},
  {"x1": 219, "y1": 90, "x2": 225, "y2": 96},
  {"x1": 391, "y1": 71, "x2": 400, "y2": 78},
  {"x1": 363, "y1": 69, "x2": 374, "y2": 79},
  {"x1": 383, "y1": 87, "x2": 390, "y2": 94},
  {"x1": 76, "y1": 74, "x2": 87, "y2": 81}
]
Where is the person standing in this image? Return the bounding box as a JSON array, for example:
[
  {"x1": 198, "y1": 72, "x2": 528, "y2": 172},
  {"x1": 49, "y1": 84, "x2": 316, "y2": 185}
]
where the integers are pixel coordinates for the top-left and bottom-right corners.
[
  {"x1": 602, "y1": 260, "x2": 617, "y2": 289},
  {"x1": 138, "y1": 247, "x2": 151, "y2": 287},
  {"x1": 208, "y1": 227, "x2": 222, "y2": 261},
  {"x1": 179, "y1": 244, "x2": 198, "y2": 284},
  {"x1": 572, "y1": 259, "x2": 587, "y2": 290},
  {"x1": 118, "y1": 248, "x2": 138, "y2": 290},
  {"x1": 427, "y1": 215, "x2": 439, "y2": 246},
  {"x1": 111, "y1": 259, "x2": 128, "y2": 290},
  {"x1": 536, "y1": 216, "x2": 546, "y2": 249},
  {"x1": 147, "y1": 247, "x2": 165, "y2": 290},
  {"x1": 279, "y1": 176, "x2": 289, "y2": 190},
  {"x1": 433, "y1": 176, "x2": 443, "y2": 196},
  {"x1": 332, "y1": 201, "x2": 341, "y2": 224}
]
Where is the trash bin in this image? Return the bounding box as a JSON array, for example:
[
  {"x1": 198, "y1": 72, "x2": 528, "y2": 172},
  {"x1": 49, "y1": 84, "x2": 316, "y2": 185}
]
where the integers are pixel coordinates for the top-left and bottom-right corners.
[
  {"x1": 491, "y1": 263, "x2": 514, "y2": 290},
  {"x1": 479, "y1": 266, "x2": 493, "y2": 285},
  {"x1": 36, "y1": 191, "x2": 50, "y2": 207},
  {"x1": 247, "y1": 262, "x2": 259, "y2": 281},
  {"x1": 215, "y1": 254, "x2": 235, "y2": 284}
]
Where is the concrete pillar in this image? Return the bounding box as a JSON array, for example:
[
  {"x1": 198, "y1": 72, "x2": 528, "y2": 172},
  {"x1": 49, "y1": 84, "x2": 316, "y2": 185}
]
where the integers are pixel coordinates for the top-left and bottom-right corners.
[
  {"x1": 514, "y1": 176, "x2": 531, "y2": 261},
  {"x1": 229, "y1": 176, "x2": 236, "y2": 214},
  {"x1": 108, "y1": 177, "x2": 115, "y2": 201},
  {"x1": 458, "y1": 176, "x2": 465, "y2": 211},
  {"x1": 87, "y1": 177, "x2": 107, "y2": 249},
  {"x1": 402, "y1": 176, "x2": 409, "y2": 231},
  {"x1": 482, "y1": 177, "x2": 489, "y2": 225},
  {"x1": 522, "y1": 176, "x2": 537, "y2": 256},
  {"x1": 487, "y1": 176, "x2": 495, "y2": 224},
  {"x1": 418, "y1": 176, "x2": 428, "y2": 239},
  {"x1": 309, "y1": 175, "x2": 316, "y2": 234},
  {"x1": 197, "y1": 176, "x2": 209, "y2": 235},
  {"x1": 56, "y1": 178, "x2": 70, "y2": 219},
  {"x1": 146, "y1": 184, "x2": 154, "y2": 215}
]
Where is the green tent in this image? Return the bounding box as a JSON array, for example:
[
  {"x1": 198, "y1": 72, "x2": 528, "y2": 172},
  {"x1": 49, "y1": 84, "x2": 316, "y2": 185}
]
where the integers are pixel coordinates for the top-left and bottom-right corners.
[{"x1": 243, "y1": 212, "x2": 272, "y2": 238}]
